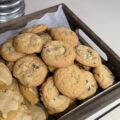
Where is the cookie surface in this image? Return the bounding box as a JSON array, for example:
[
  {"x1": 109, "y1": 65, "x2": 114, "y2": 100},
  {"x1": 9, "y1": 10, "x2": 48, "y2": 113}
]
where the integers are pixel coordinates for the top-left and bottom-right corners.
[
  {"x1": 19, "y1": 84, "x2": 39, "y2": 105},
  {"x1": 77, "y1": 70, "x2": 98, "y2": 100},
  {"x1": 49, "y1": 27, "x2": 78, "y2": 47},
  {"x1": 7, "y1": 79, "x2": 24, "y2": 103},
  {"x1": 0, "y1": 38, "x2": 25, "y2": 62},
  {"x1": 14, "y1": 33, "x2": 43, "y2": 54},
  {"x1": 40, "y1": 77, "x2": 71, "y2": 114},
  {"x1": 0, "y1": 62, "x2": 13, "y2": 87},
  {"x1": 0, "y1": 79, "x2": 24, "y2": 119},
  {"x1": 76, "y1": 45, "x2": 101, "y2": 67},
  {"x1": 54, "y1": 65, "x2": 87, "y2": 99},
  {"x1": 0, "y1": 104, "x2": 32, "y2": 120},
  {"x1": 41, "y1": 41, "x2": 75, "y2": 68},
  {"x1": 13, "y1": 55, "x2": 48, "y2": 87},
  {"x1": 93, "y1": 64, "x2": 114, "y2": 89},
  {"x1": 29, "y1": 105, "x2": 47, "y2": 120},
  {"x1": 22, "y1": 24, "x2": 48, "y2": 34}
]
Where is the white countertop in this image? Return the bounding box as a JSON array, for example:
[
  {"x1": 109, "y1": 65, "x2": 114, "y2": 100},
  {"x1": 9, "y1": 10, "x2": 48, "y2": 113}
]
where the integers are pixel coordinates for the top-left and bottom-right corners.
[
  {"x1": 25, "y1": 0, "x2": 120, "y2": 57},
  {"x1": 24, "y1": 1, "x2": 120, "y2": 119}
]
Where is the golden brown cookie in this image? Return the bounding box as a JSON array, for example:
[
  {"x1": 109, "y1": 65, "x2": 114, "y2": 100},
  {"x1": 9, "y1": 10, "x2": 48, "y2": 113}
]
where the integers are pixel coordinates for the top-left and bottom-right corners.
[
  {"x1": 7, "y1": 79, "x2": 24, "y2": 104},
  {"x1": 0, "y1": 89, "x2": 19, "y2": 119},
  {"x1": 49, "y1": 27, "x2": 78, "y2": 47},
  {"x1": 0, "y1": 38, "x2": 25, "y2": 62},
  {"x1": 77, "y1": 70, "x2": 98, "y2": 100},
  {"x1": 54, "y1": 65, "x2": 87, "y2": 99},
  {"x1": 93, "y1": 64, "x2": 114, "y2": 89},
  {"x1": 29, "y1": 105, "x2": 47, "y2": 120},
  {"x1": 0, "y1": 79, "x2": 24, "y2": 118},
  {"x1": 0, "y1": 103, "x2": 32, "y2": 120},
  {"x1": 19, "y1": 84, "x2": 39, "y2": 105},
  {"x1": 75, "y1": 45, "x2": 101, "y2": 67},
  {"x1": 13, "y1": 55, "x2": 48, "y2": 87},
  {"x1": 41, "y1": 41, "x2": 76, "y2": 68},
  {"x1": 6, "y1": 62, "x2": 14, "y2": 72},
  {"x1": 13, "y1": 33, "x2": 43, "y2": 54},
  {"x1": 0, "y1": 62, "x2": 13, "y2": 88},
  {"x1": 40, "y1": 77, "x2": 71, "y2": 114},
  {"x1": 12, "y1": 104, "x2": 32, "y2": 120},
  {"x1": 22, "y1": 24, "x2": 48, "y2": 34}
]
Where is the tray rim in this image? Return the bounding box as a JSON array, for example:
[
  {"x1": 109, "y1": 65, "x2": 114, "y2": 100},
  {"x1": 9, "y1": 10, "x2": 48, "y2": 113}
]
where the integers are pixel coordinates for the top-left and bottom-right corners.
[{"x1": 0, "y1": 3, "x2": 120, "y2": 120}]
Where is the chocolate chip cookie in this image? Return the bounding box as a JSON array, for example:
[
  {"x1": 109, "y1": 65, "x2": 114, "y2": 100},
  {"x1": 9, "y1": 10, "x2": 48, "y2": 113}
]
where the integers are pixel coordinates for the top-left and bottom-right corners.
[
  {"x1": 13, "y1": 55, "x2": 48, "y2": 87},
  {"x1": 77, "y1": 70, "x2": 98, "y2": 100},
  {"x1": 41, "y1": 41, "x2": 75, "y2": 68},
  {"x1": 93, "y1": 64, "x2": 114, "y2": 89},
  {"x1": 22, "y1": 24, "x2": 48, "y2": 34},
  {"x1": 76, "y1": 45, "x2": 101, "y2": 67},
  {"x1": 49, "y1": 27, "x2": 78, "y2": 47},
  {"x1": 40, "y1": 77, "x2": 71, "y2": 114},
  {"x1": 14, "y1": 33, "x2": 43, "y2": 54},
  {"x1": 54, "y1": 64, "x2": 87, "y2": 99},
  {"x1": 0, "y1": 38, "x2": 25, "y2": 62}
]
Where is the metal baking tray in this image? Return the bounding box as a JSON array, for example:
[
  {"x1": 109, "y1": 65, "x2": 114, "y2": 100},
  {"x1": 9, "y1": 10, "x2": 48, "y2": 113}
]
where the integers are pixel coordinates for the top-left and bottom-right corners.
[{"x1": 0, "y1": 3, "x2": 120, "y2": 120}]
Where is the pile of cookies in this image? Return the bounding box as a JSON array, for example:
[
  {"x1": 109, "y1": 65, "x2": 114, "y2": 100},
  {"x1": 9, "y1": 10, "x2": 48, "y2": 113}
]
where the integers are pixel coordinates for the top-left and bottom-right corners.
[{"x1": 0, "y1": 24, "x2": 115, "y2": 119}]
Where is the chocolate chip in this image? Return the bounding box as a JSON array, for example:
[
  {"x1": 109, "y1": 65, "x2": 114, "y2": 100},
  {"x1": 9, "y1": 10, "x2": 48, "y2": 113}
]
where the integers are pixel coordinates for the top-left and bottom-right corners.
[
  {"x1": 76, "y1": 80, "x2": 79, "y2": 83},
  {"x1": 88, "y1": 51, "x2": 93, "y2": 55},
  {"x1": 96, "y1": 73, "x2": 100, "y2": 77},
  {"x1": 4, "y1": 89, "x2": 7, "y2": 93},
  {"x1": 53, "y1": 98, "x2": 56, "y2": 101},
  {"x1": 86, "y1": 80, "x2": 89, "y2": 83},
  {"x1": 88, "y1": 87, "x2": 91, "y2": 91},
  {"x1": 32, "y1": 64, "x2": 39, "y2": 69}
]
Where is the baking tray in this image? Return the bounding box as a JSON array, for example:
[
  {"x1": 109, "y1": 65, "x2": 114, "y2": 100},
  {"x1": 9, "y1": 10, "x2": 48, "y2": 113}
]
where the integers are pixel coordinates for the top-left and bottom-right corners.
[{"x1": 0, "y1": 3, "x2": 120, "y2": 120}]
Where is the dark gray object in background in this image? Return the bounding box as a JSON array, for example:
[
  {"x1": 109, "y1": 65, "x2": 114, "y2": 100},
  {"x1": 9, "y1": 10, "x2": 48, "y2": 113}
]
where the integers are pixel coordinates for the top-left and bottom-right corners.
[{"x1": 0, "y1": 0, "x2": 25, "y2": 23}]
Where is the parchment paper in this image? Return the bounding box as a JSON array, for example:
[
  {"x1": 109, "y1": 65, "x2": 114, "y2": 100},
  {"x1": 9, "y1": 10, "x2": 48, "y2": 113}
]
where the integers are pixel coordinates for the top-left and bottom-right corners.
[{"x1": 0, "y1": 5, "x2": 70, "y2": 44}]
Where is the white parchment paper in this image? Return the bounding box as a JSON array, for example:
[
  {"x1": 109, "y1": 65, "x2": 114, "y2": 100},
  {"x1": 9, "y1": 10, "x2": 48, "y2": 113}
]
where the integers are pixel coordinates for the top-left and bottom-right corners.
[{"x1": 0, "y1": 5, "x2": 70, "y2": 44}]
